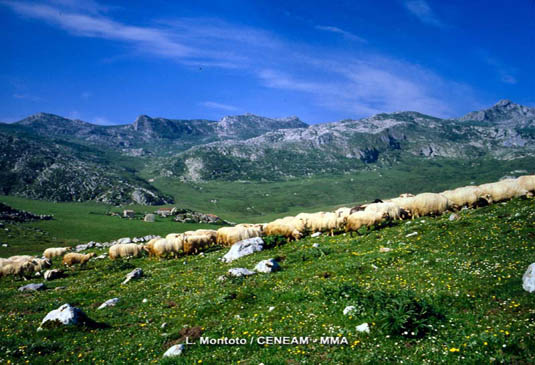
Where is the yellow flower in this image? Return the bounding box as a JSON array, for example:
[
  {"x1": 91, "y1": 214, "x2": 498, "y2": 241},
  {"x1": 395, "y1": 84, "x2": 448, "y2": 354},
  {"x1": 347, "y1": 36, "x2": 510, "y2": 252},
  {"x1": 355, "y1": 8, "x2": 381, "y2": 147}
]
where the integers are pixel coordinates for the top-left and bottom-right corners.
[{"x1": 449, "y1": 348, "x2": 460, "y2": 352}]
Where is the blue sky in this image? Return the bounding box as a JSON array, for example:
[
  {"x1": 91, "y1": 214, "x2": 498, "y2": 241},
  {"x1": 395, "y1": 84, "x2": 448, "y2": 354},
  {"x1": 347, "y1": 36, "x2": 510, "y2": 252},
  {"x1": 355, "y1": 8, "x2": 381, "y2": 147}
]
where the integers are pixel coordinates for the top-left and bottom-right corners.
[{"x1": 1, "y1": 0, "x2": 534, "y2": 125}]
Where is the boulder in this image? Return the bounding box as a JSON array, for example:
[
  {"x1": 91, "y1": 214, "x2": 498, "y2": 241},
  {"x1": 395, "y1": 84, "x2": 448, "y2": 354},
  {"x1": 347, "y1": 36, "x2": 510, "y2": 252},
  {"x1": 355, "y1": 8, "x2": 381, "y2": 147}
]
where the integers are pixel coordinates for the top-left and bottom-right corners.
[
  {"x1": 39, "y1": 304, "x2": 88, "y2": 329},
  {"x1": 163, "y1": 344, "x2": 185, "y2": 357},
  {"x1": 222, "y1": 237, "x2": 264, "y2": 263},
  {"x1": 98, "y1": 298, "x2": 119, "y2": 310},
  {"x1": 44, "y1": 269, "x2": 63, "y2": 281},
  {"x1": 343, "y1": 306, "x2": 356, "y2": 316},
  {"x1": 117, "y1": 237, "x2": 132, "y2": 245},
  {"x1": 522, "y1": 263, "x2": 535, "y2": 293},
  {"x1": 18, "y1": 283, "x2": 46, "y2": 292},
  {"x1": 228, "y1": 268, "x2": 256, "y2": 277},
  {"x1": 122, "y1": 268, "x2": 143, "y2": 284},
  {"x1": 144, "y1": 214, "x2": 156, "y2": 223},
  {"x1": 356, "y1": 323, "x2": 370, "y2": 333},
  {"x1": 254, "y1": 259, "x2": 281, "y2": 273}
]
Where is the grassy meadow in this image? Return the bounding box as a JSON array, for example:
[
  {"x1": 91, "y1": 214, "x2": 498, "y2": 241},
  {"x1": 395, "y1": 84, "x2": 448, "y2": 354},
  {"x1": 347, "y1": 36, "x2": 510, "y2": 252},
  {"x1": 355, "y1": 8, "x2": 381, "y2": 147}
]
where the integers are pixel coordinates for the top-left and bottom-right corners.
[{"x1": 0, "y1": 197, "x2": 534, "y2": 363}]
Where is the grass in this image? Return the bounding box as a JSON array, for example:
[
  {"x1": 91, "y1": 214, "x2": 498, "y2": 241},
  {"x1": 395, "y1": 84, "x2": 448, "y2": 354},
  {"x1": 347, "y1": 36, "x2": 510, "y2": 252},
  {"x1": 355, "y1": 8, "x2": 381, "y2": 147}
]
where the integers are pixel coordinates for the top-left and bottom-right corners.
[
  {"x1": 0, "y1": 196, "x2": 222, "y2": 256},
  {"x1": 1, "y1": 197, "x2": 534, "y2": 363},
  {"x1": 149, "y1": 157, "x2": 535, "y2": 222}
]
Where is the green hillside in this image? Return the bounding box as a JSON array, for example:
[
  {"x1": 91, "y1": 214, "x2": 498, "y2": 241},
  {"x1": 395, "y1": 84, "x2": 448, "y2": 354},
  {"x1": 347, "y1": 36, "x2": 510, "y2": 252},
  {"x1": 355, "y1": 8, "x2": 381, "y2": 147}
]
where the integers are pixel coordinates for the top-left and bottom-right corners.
[{"x1": 1, "y1": 197, "x2": 534, "y2": 363}]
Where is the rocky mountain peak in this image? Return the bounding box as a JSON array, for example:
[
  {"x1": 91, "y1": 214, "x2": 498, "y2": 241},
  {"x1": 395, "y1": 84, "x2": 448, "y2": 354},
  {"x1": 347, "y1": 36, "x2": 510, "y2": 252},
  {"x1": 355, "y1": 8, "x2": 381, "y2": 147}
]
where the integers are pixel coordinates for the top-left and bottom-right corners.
[{"x1": 458, "y1": 99, "x2": 535, "y2": 126}]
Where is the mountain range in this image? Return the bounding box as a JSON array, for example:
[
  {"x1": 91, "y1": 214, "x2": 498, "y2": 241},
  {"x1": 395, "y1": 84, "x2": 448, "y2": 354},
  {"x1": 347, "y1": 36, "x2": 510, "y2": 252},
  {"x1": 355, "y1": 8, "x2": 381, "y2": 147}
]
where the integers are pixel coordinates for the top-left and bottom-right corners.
[{"x1": 1, "y1": 99, "x2": 534, "y2": 205}]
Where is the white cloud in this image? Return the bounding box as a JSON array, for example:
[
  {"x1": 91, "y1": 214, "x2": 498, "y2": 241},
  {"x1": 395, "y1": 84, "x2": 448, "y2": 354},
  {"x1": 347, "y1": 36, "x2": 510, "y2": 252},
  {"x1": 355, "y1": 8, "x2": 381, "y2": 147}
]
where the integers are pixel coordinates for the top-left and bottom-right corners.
[
  {"x1": 3, "y1": 0, "x2": 480, "y2": 120},
  {"x1": 315, "y1": 25, "x2": 366, "y2": 43},
  {"x1": 480, "y1": 54, "x2": 517, "y2": 85},
  {"x1": 404, "y1": 0, "x2": 443, "y2": 27},
  {"x1": 199, "y1": 101, "x2": 239, "y2": 112},
  {"x1": 13, "y1": 93, "x2": 43, "y2": 102}
]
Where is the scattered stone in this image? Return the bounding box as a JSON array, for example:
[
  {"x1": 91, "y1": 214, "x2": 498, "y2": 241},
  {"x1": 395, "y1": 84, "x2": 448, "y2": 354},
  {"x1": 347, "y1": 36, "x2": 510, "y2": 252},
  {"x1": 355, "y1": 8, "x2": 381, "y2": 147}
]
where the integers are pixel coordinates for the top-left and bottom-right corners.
[
  {"x1": 122, "y1": 268, "x2": 143, "y2": 284},
  {"x1": 1, "y1": 243, "x2": 8, "y2": 247},
  {"x1": 522, "y1": 263, "x2": 535, "y2": 293},
  {"x1": 18, "y1": 283, "x2": 46, "y2": 292},
  {"x1": 356, "y1": 323, "x2": 370, "y2": 333},
  {"x1": 144, "y1": 214, "x2": 156, "y2": 223},
  {"x1": 217, "y1": 275, "x2": 226, "y2": 282},
  {"x1": 312, "y1": 243, "x2": 320, "y2": 248},
  {"x1": 449, "y1": 213, "x2": 459, "y2": 221},
  {"x1": 142, "y1": 298, "x2": 148, "y2": 303},
  {"x1": 117, "y1": 237, "x2": 132, "y2": 245},
  {"x1": 343, "y1": 306, "x2": 356, "y2": 316},
  {"x1": 144, "y1": 235, "x2": 158, "y2": 241},
  {"x1": 221, "y1": 237, "x2": 264, "y2": 263},
  {"x1": 95, "y1": 254, "x2": 107, "y2": 260},
  {"x1": 44, "y1": 269, "x2": 63, "y2": 281},
  {"x1": 371, "y1": 264, "x2": 378, "y2": 270},
  {"x1": 98, "y1": 298, "x2": 119, "y2": 310},
  {"x1": 379, "y1": 247, "x2": 391, "y2": 253},
  {"x1": 268, "y1": 306, "x2": 275, "y2": 312},
  {"x1": 39, "y1": 304, "x2": 88, "y2": 330},
  {"x1": 311, "y1": 232, "x2": 322, "y2": 238},
  {"x1": 515, "y1": 213, "x2": 521, "y2": 217},
  {"x1": 228, "y1": 268, "x2": 256, "y2": 277},
  {"x1": 405, "y1": 232, "x2": 418, "y2": 238},
  {"x1": 54, "y1": 286, "x2": 66, "y2": 291},
  {"x1": 161, "y1": 322, "x2": 168, "y2": 329},
  {"x1": 254, "y1": 259, "x2": 281, "y2": 273},
  {"x1": 163, "y1": 344, "x2": 185, "y2": 358}
]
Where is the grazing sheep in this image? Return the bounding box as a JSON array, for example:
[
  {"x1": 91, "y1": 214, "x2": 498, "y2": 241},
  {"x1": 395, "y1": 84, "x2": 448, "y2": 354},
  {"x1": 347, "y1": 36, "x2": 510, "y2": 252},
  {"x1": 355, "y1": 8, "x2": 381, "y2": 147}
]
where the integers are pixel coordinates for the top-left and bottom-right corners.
[
  {"x1": 264, "y1": 217, "x2": 305, "y2": 242},
  {"x1": 517, "y1": 175, "x2": 535, "y2": 193},
  {"x1": 183, "y1": 234, "x2": 213, "y2": 255},
  {"x1": 304, "y1": 212, "x2": 344, "y2": 236},
  {"x1": 364, "y1": 202, "x2": 404, "y2": 220},
  {"x1": 441, "y1": 186, "x2": 484, "y2": 210},
  {"x1": 411, "y1": 193, "x2": 450, "y2": 218},
  {"x1": 390, "y1": 193, "x2": 449, "y2": 219},
  {"x1": 109, "y1": 243, "x2": 147, "y2": 260},
  {"x1": 479, "y1": 179, "x2": 528, "y2": 204},
  {"x1": 0, "y1": 256, "x2": 51, "y2": 278},
  {"x1": 43, "y1": 247, "x2": 72, "y2": 259},
  {"x1": 335, "y1": 207, "x2": 352, "y2": 218},
  {"x1": 216, "y1": 224, "x2": 264, "y2": 247},
  {"x1": 150, "y1": 238, "x2": 178, "y2": 258},
  {"x1": 344, "y1": 211, "x2": 387, "y2": 235},
  {"x1": 62, "y1": 253, "x2": 95, "y2": 267}
]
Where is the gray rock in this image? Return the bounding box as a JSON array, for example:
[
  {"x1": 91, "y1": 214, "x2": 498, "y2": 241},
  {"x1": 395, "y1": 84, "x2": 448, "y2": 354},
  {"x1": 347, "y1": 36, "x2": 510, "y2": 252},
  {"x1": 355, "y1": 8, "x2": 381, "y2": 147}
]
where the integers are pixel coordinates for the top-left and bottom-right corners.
[
  {"x1": 522, "y1": 263, "x2": 535, "y2": 293},
  {"x1": 449, "y1": 213, "x2": 459, "y2": 221},
  {"x1": 217, "y1": 275, "x2": 226, "y2": 282},
  {"x1": 144, "y1": 214, "x2": 156, "y2": 223},
  {"x1": 356, "y1": 323, "x2": 370, "y2": 333},
  {"x1": 405, "y1": 232, "x2": 418, "y2": 238},
  {"x1": 44, "y1": 269, "x2": 63, "y2": 281},
  {"x1": 117, "y1": 237, "x2": 132, "y2": 245},
  {"x1": 228, "y1": 268, "x2": 256, "y2": 277},
  {"x1": 311, "y1": 232, "x2": 322, "y2": 238},
  {"x1": 95, "y1": 254, "x2": 107, "y2": 260},
  {"x1": 98, "y1": 298, "x2": 119, "y2": 310},
  {"x1": 312, "y1": 243, "x2": 320, "y2": 248},
  {"x1": 1, "y1": 243, "x2": 8, "y2": 247},
  {"x1": 122, "y1": 268, "x2": 143, "y2": 284},
  {"x1": 39, "y1": 303, "x2": 87, "y2": 329},
  {"x1": 254, "y1": 259, "x2": 281, "y2": 273},
  {"x1": 144, "y1": 235, "x2": 157, "y2": 241},
  {"x1": 221, "y1": 237, "x2": 264, "y2": 263},
  {"x1": 163, "y1": 344, "x2": 185, "y2": 357},
  {"x1": 75, "y1": 244, "x2": 88, "y2": 252},
  {"x1": 18, "y1": 283, "x2": 46, "y2": 292},
  {"x1": 343, "y1": 306, "x2": 356, "y2": 315}
]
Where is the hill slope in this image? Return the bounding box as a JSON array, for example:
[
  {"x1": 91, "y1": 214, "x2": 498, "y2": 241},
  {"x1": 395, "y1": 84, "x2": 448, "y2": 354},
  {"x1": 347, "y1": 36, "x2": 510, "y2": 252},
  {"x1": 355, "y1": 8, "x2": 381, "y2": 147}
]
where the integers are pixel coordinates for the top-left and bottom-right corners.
[
  {"x1": 2, "y1": 100, "x2": 535, "y2": 206},
  {"x1": 0, "y1": 197, "x2": 534, "y2": 363}
]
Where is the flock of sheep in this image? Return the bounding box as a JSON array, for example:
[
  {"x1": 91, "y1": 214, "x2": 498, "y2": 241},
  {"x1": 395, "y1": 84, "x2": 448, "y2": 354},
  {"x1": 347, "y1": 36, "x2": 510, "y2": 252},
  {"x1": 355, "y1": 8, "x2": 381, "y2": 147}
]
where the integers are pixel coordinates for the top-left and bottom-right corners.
[{"x1": 1, "y1": 175, "x2": 534, "y2": 277}]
